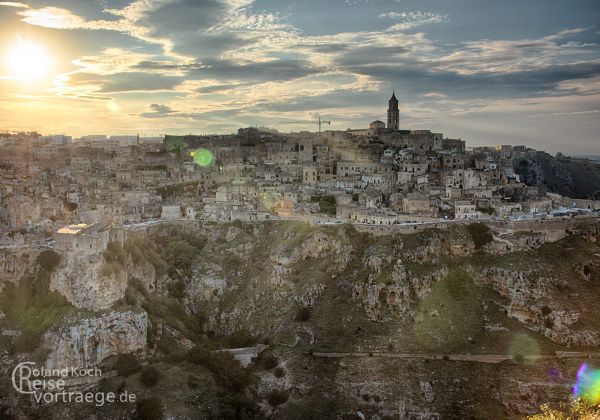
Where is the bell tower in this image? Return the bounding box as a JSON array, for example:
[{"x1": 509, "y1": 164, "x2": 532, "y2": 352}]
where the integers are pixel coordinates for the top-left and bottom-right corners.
[{"x1": 387, "y1": 91, "x2": 399, "y2": 130}]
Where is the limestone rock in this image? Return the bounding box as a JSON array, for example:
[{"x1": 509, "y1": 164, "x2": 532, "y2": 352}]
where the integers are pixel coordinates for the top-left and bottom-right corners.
[
  {"x1": 43, "y1": 310, "x2": 147, "y2": 370},
  {"x1": 50, "y1": 253, "x2": 127, "y2": 311}
]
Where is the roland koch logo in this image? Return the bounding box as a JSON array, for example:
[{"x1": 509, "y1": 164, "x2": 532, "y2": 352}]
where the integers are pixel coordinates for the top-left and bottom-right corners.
[{"x1": 11, "y1": 362, "x2": 136, "y2": 406}]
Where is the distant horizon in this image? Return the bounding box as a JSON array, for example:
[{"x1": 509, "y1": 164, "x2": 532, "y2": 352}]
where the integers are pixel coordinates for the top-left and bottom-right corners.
[
  {"x1": 3, "y1": 126, "x2": 599, "y2": 158},
  {"x1": 0, "y1": 110, "x2": 597, "y2": 155}
]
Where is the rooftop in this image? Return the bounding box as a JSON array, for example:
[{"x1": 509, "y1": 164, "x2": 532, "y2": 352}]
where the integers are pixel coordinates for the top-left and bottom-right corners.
[{"x1": 56, "y1": 223, "x2": 92, "y2": 235}]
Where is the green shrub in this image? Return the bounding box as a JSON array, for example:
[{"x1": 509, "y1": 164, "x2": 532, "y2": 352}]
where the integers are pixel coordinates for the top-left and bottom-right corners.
[
  {"x1": 223, "y1": 330, "x2": 255, "y2": 348},
  {"x1": 167, "y1": 279, "x2": 186, "y2": 300},
  {"x1": 188, "y1": 346, "x2": 252, "y2": 392},
  {"x1": 104, "y1": 242, "x2": 127, "y2": 265},
  {"x1": 141, "y1": 295, "x2": 204, "y2": 342},
  {"x1": 310, "y1": 195, "x2": 336, "y2": 216},
  {"x1": 135, "y1": 397, "x2": 163, "y2": 420},
  {"x1": 260, "y1": 352, "x2": 278, "y2": 370},
  {"x1": 266, "y1": 389, "x2": 289, "y2": 406},
  {"x1": 476, "y1": 206, "x2": 495, "y2": 216},
  {"x1": 124, "y1": 286, "x2": 137, "y2": 306},
  {"x1": 32, "y1": 346, "x2": 51, "y2": 365},
  {"x1": 187, "y1": 374, "x2": 200, "y2": 389},
  {"x1": 187, "y1": 345, "x2": 211, "y2": 365},
  {"x1": 115, "y1": 353, "x2": 141, "y2": 377},
  {"x1": 156, "y1": 335, "x2": 187, "y2": 362},
  {"x1": 125, "y1": 235, "x2": 169, "y2": 275},
  {"x1": 295, "y1": 306, "x2": 310, "y2": 322},
  {"x1": 467, "y1": 223, "x2": 493, "y2": 249},
  {"x1": 14, "y1": 330, "x2": 42, "y2": 353},
  {"x1": 274, "y1": 367, "x2": 285, "y2": 378},
  {"x1": 0, "y1": 272, "x2": 73, "y2": 344},
  {"x1": 36, "y1": 250, "x2": 60, "y2": 272},
  {"x1": 215, "y1": 391, "x2": 258, "y2": 419},
  {"x1": 164, "y1": 240, "x2": 198, "y2": 270},
  {"x1": 140, "y1": 365, "x2": 159, "y2": 387},
  {"x1": 130, "y1": 278, "x2": 149, "y2": 298}
]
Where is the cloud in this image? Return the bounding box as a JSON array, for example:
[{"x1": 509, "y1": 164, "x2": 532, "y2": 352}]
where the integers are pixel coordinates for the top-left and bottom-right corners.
[
  {"x1": 0, "y1": 2, "x2": 27, "y2": 7},
  {"x1": 18, "y1": 6, "x2": 89, "y2": 29},
  {"x1": 139, "y1": 103, "x2": 178, "y2": 118},
  {"x1": 55, "y1": 72, "x2": 183, "y2": 98},
  {"x1": 435, "y1": 34, "x2": 596, "y2": 75},
  {"x1": 3, "y1": 0, "x2": 599, "y2": 153},
  {"x1": 378, "y1": 11, "x2": 447, "y2": 31},
  {"x1": 72, "y1": 48, "x2": 156, "y2": 75},
  {"x1": 138, "y1": 103, "x2": 238, "y2": 123},
  {"x1": 189, "y1": 58, "x2": 325, "y2": 83},
  {"x1": 528, "y1": 109, "x2": 600, "y2": 118},
  {"x1": 341, "y1": 60, "x2": 600, "y2": 100}
]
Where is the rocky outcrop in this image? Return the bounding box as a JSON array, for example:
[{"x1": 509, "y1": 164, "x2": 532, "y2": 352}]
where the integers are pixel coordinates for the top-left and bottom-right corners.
[
  {"x1": 477, "y1": 267, "x2": 550, "y2": 307},
  {"x1": 0, "y1": 250, "x2": 28, "y2": 285},
  {"x1": 50, "y1": 253, "x2": 127, "y2": 311},
  {"x1": 351, "y1": 258, "x2": 448, "y2": 321},
  {"x1": 484, "y1": 232, "x2": 547, "y2": 255},
  {"x1": 43, "y1": 310, "x2": 147, "y2": 370},
  {"x1": 515, "y1": 153, "x2": 600, "y2": 199},
  {"x1": 50, "y1": 244, "x2": 163, "y2": 311},
  {"x1": 476, "y1": 266, "x2": 600, "y2": 347}
]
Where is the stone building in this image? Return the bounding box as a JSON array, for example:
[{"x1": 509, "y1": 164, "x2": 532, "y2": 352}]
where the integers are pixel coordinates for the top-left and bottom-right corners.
[
  {"x1": 455, "y1": 200, "x2": 481, "y2": 220},
  {"x1": 387, "y1": 91, "x2": 399, "y2": 130},
  {"x1": 53, "y1": 222, "x2": 110, "y2": 255}
]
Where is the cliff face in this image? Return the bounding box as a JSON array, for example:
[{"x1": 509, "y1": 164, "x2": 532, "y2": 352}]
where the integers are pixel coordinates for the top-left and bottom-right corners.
[
  {"x1": 0, "y1": 250, "x2": 28, "y2": 285},
  {"x1": 166, "y1": 221, "x2": 599, "y2": 417},
  {"x1": 43, "y1": 310, "x2": 147, "y2": 370},
  {"x1": 515, "y1": 153, "x2": 600, "y2": 199},
  {"x1": 50, "y1": 253, "x2": 127, "y2": 311},
  {"x1": 49, "y1": 240, "x2": 163, "y2": 311},
  {"x1": 177, "y1": 221, "x2": 599, "y2": 350},
  {"x1": 1, "y1": 220, "x2": 599, "y2": 419}
]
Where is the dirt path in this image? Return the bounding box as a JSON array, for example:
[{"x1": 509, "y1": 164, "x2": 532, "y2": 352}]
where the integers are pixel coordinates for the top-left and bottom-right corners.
[{"x1": 309, "y1": 351, "x2": 600, "y2": 364}]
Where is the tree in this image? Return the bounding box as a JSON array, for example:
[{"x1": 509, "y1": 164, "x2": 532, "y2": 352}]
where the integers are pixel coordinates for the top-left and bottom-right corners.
[
  {"x1": 135, "y1": 397, "x2": 163, "y2": 420},
  {"x1": 467, "y1": 222, "x2": 493, "y2": 249},
  {"x1": 115, "y1": 353, "x2": 141, "y2": 377},
  {"x1": 267, "y1": 389, "x2": 289, "y2": 406},
  {"x1": 164, "y1": 240, "x2": 197, "y2": 270},
  {"x1": 36, "y1": 250, "x2": 60, "y2": 272},
  {"x1": 295, "y1": 306, "x2": 310, "y2": 322},
  {"x1": 140, "y1": 366, "x2": 159, "y2": 387}
]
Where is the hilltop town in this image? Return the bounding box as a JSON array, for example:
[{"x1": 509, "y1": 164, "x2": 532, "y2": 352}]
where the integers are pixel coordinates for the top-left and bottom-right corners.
[
  {"x1": 1, "y1": 95, "x2": 600, "y2": 419},
  {"x1": 1, "y1": 93, "x2": 599, "y2": 244}
]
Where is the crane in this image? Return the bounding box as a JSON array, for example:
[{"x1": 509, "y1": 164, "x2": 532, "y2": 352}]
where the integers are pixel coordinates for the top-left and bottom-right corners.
[{"x1": 278, "y1": 116, "x2": 331, "y2": 133}]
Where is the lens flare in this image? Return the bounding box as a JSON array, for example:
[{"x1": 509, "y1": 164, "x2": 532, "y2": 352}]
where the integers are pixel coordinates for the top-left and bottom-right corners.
[
  {"x1": 260, "y1": 191, "x2": 280, "y2": 211},
  {"x1": 190, "y1": 148, "x2": 214, "y2": 167},
  {"x1": 573, "y1": 363, "x2": 600, "y2": 404}
]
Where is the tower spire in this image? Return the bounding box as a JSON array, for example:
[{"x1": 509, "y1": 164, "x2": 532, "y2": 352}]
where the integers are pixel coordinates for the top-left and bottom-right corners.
[{"x1": 387, "y1": 90, "x2": 399, "y2": 130}]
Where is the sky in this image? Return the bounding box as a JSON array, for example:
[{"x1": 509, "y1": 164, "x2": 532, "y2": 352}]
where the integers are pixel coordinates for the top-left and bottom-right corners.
[{"x1": 0, "y1": 0, "x2": 599, "y2": 154}]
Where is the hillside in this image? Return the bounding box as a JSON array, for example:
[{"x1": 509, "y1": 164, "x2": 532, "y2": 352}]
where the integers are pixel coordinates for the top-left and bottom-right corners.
[
  {"x1": 515, "y1": 153, "x2": 600, "y2": 199},
  {"x1": 0, "y1": 220, "x2": 599, "y2": 419}
]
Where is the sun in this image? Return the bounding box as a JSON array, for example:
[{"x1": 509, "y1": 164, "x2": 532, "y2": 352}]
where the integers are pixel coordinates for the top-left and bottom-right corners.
[{"x1": 4, "y1": 39, "x2": 53, "y2": 81}]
